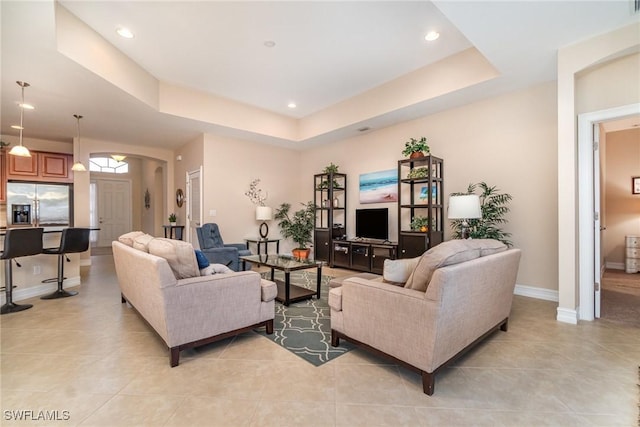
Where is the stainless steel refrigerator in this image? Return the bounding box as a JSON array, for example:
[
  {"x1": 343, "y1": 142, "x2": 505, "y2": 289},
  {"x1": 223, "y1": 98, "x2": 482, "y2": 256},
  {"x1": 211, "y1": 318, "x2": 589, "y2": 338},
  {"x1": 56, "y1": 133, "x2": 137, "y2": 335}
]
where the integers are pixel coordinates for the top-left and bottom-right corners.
[{"x1": 6, "y1": 182, "x2": 73, "y2": 227}]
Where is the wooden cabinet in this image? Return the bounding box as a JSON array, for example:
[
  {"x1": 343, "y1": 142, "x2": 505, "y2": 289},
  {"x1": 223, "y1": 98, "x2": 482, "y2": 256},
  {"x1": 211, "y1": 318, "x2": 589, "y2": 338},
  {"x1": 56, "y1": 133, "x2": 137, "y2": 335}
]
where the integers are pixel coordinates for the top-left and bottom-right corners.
[
  {"x1": 625, "y1": 235, "x2": 640, "y2": 273},
  {"x1": 397, "y1": 155, "x2": 444, "y2": 258},
  {"x1": 6, "y1": 151, "x2": 73, "y2": 183},
  {"x1": 313, "y1": 171, "x2": 347, "y2": 265},
  {"x1": 331, "y1": 239, "x2": 397, "y2": 273}
]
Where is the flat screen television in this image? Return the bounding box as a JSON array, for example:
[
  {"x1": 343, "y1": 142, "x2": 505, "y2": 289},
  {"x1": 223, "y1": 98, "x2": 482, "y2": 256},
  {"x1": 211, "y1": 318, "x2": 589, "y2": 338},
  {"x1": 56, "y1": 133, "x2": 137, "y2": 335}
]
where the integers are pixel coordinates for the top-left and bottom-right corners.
[{"x1": 355, "y1": 208, "x2": 388, "y2": 240}]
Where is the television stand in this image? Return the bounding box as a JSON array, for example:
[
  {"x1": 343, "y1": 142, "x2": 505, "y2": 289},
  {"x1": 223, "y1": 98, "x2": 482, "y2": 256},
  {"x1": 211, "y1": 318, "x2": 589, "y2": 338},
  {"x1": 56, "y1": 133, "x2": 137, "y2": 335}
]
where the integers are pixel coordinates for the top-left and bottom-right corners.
[{"x1": 331, "y1": 239, "x2": 398, "y2": 274}]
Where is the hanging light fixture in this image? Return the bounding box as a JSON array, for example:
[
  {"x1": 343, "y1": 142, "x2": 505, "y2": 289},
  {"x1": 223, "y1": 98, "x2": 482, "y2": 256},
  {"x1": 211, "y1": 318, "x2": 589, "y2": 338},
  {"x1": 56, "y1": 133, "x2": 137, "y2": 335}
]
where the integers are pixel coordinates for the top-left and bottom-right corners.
[
  {"x1": 71, "y1": 114, "x2": 87, "y2": 172},
  {"x1": 111, "y1": 154, "x2": 126, "y2": 162},
  {"x1": 9, "y1": 81, "x2": 32, "y2": 157}
]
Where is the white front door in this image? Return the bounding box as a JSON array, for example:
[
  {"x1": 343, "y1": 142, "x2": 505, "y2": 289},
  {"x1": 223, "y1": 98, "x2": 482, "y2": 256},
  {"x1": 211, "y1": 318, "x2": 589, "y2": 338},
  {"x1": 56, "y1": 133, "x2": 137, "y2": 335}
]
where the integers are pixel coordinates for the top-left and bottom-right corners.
[
  {"x1": 186, "y1": 168, "x2": 202, "y2": 246},
  {"x1": 97, "y1": 179, "x2": 131, "y2": 246}
]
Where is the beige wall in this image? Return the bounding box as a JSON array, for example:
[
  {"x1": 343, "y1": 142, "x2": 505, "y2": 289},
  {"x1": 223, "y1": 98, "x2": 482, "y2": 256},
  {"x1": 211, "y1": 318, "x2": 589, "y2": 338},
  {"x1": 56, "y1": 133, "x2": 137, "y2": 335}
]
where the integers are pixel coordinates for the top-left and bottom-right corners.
[
  {"x1": 302, "y1": 82, "x2": 558, "y2": 291},
  {"x1": 603, "y1": 128, "x2": 640, "y2": 266}
]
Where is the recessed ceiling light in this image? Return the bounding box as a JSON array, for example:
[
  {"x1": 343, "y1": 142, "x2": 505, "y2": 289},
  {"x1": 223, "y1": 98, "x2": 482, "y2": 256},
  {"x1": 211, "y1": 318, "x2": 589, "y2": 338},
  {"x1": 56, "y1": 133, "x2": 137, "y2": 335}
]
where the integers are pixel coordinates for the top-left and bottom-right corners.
[
  {"x1": 425, "y1": 31, "x2": 440, "y2": 41},
  {"x1": 264, "y1": 40, "x2": 276, "y2": 48},
  {"x1": 116, "y1": 26, "x2": 135, "y2": 39},
  {"x1": 287, "y1": 102, "x2": 297, "y2": 109},
  {"x1": 19, "y1": 103, "x2": 34, "y2": 110}
]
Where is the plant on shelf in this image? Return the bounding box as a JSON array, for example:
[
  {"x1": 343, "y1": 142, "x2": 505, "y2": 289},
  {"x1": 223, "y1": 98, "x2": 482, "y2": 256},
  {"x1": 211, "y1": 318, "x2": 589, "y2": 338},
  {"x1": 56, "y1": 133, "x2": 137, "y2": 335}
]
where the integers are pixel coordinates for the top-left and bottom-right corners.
[
  {"x1": 323, "y1": 162, "x2": 339, "y2": 174},
  {"x1": 410, "y1": 216, "x2": 430, "y2": 232},
  {"x1": 407, "y1": 167, "x2": 429, "y2": 179},
  {"x1": 402, "y1": 137, "x2": 430, "y2": 158},
  {"x1": 274, "y1": 201, "x2": 316, "y2": 259},
  {"x1": 450, "y1": 182, "x2": 513, "y2": 246},
  {"x1": 168, "y1": 213, "x2": 177, "y2": 225}
]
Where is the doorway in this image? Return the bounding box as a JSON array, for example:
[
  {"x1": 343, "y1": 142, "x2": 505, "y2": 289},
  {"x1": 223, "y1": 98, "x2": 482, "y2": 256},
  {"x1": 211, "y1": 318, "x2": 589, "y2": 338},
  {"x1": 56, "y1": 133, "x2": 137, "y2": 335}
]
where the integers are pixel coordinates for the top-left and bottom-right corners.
[
  {"x1": 186, "y1": 168, "x2": 202, "y2": 246},
  {"x1": 577, "y1": 103, "x2": 640, "y2": 321}
]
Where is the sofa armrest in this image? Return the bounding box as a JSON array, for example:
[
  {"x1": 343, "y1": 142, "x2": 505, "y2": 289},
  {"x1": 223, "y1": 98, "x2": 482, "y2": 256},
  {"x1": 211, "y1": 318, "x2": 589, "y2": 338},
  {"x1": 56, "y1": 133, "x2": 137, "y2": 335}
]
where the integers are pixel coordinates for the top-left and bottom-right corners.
[
  {"x1": 224, "y1": 243, "x2": 247, "y2": 251},
  {"x1": 199, "y1": 246, "x2": 238, "y2": 268},
  {"x1": 260, "y1": 279, "x2": 277, "y2": 302}
]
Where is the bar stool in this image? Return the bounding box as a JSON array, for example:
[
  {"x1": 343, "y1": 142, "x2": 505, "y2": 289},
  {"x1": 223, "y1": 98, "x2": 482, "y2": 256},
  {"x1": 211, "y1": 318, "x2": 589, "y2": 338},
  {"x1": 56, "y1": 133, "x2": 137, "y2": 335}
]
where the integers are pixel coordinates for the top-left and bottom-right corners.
[
  {"x1": 40, "y1": 228, "x2": 91, "y2": 300},
  {"x1": 1, "y1": 227, "x2": 44, "y2": 315}
]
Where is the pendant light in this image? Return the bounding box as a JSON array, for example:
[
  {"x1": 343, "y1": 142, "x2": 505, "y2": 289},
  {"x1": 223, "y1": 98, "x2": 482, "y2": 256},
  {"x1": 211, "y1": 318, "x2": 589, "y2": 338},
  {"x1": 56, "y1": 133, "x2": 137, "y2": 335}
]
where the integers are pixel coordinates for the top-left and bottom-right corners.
[
  {"x1": 111, "y1": 154, "x2": 126, "y2": 162},
  {"x1": 9, "y1": 81, "x2": 32, "y2": 157},
  {"x1": 71, "y1": 114, "x2": 87, "y2": 172}
]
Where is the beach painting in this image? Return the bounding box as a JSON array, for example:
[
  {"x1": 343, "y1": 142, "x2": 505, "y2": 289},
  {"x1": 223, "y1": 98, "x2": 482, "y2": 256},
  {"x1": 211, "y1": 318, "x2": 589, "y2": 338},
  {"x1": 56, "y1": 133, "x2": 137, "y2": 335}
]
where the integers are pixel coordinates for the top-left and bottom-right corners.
[{"x1": 359, "y1": 169, "x2": 398, "y2": 204}]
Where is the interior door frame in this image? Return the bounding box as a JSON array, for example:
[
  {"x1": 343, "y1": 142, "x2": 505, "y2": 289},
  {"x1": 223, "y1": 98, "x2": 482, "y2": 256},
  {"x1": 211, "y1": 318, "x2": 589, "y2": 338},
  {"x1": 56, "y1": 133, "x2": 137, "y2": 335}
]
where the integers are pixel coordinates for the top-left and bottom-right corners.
[
  {"x1": 577, "y1": 102, "x2": 640, "y2": 321},
  {"x1": 186, "y1": 167, "x2": 203, "y2": 246}
]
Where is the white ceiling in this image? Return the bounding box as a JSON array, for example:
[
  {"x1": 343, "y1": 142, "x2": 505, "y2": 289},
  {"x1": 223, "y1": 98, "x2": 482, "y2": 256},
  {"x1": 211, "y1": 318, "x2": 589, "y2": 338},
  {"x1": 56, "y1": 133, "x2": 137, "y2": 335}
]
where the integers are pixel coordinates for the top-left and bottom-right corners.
[{"x1": 1, "y1": 1, "x2": 638, "y2": 150}]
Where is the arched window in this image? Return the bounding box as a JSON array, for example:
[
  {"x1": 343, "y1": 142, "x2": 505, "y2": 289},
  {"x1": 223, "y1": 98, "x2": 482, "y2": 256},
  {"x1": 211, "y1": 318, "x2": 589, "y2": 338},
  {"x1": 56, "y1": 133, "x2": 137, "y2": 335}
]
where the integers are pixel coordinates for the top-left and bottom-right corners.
[{"x1": 89, "y1": 157, "x2": 129, "y2": 174}]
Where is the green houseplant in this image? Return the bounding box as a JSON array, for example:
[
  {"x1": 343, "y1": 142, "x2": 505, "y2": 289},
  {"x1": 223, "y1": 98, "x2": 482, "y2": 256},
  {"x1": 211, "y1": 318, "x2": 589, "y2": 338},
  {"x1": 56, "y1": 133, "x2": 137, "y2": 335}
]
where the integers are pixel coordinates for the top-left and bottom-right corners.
[
  {"x1": 450, "y1": 182, "x2": 513, "y2": 246},
  {"x1": 410, "y1": 216, "x2": 430, "y2": 232},
  {"x1": 274, "y1": 201, "x2": 316, "y2": 259},
  {"x1": 168, "y1": 213, "x2": 177, "y2": 225},
  {"x1": 402, "y1": 137, "x2": 430, "y2": 158}
]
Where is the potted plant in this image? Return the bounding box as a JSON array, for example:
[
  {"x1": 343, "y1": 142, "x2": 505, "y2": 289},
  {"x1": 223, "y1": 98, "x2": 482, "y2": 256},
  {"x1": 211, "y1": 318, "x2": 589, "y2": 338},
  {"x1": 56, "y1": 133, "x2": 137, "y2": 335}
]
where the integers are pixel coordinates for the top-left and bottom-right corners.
[
  {"x1": 410, "y1": 216, "x2": 430, "y2": 232},
  {"x1": 323, "y1": 162, "x2": 339, "y2": 174},
  {"x1": 450, "y1": 182, "x2": 513, "y2": 246},
  {"x1": 168, "y1": 213, "x2": 177, "y2": 226},
  {"x1": 402, "y1": 137, "x2": 430, "y2": 159},
  {"x1": 274, "y1": 201, "x2": 316, "y2": 259}
]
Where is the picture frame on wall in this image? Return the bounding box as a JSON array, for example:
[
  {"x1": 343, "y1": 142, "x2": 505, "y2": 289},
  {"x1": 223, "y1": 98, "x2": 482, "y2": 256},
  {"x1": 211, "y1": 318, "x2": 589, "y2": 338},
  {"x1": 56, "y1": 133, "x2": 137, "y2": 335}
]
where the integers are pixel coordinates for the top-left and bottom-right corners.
[{"x1": 633, "y1": 177, "x2": 640, "y2": 195}]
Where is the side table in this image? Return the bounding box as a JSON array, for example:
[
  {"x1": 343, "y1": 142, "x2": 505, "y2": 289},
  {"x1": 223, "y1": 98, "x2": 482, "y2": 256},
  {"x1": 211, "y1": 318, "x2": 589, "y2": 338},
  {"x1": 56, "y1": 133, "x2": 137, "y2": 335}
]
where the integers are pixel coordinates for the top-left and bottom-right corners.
[
  {"x1": 163, "y1": 225, "x2": 185, "y2": 240},
  {"x1": 245, "y1": 238, "x2": 280, "y2": 255}
]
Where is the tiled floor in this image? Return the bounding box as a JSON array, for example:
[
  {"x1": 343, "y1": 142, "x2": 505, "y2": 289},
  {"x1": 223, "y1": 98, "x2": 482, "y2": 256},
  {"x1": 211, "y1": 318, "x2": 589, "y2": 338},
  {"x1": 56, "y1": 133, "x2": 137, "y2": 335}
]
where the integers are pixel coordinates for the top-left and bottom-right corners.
[{"x1": 1, "y1": 254, "x2": 638, "y2": 426}]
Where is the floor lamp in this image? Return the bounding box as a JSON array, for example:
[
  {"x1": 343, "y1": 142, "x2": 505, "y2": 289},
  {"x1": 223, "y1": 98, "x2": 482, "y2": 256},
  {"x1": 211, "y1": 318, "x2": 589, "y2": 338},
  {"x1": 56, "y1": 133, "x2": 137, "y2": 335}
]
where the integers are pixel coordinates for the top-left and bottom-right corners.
[{"x1": 448, "y1": 195, "x2": 482, "y2": 239}]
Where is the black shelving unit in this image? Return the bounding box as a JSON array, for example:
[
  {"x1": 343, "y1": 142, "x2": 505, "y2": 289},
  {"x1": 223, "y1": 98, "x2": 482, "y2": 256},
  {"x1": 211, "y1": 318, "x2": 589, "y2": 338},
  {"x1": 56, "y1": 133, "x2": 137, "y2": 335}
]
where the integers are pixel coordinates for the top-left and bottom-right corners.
[
  {"x1": 313, "y1": 172, "x2": 346, "y2": 264},
  {"x1": 397, "y1": 156, "x2": 444, "y2": 258}
]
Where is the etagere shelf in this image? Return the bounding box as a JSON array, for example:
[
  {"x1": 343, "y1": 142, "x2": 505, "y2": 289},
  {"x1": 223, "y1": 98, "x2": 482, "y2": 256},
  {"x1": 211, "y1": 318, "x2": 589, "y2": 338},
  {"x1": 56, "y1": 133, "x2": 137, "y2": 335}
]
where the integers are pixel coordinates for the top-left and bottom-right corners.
[
  {"x1": 313, "y1": 172, "x2": 347, "y2": 265},
  {"x1": 397, "y1": 155, "x2": 444, "y2": 258}
]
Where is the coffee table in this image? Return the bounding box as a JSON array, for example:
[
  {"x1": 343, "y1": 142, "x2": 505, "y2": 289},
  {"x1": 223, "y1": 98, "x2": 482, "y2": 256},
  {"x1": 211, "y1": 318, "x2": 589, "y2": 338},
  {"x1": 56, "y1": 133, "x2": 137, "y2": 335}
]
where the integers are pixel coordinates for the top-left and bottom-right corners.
[{"x1": 240, "y1": 254, "x2": 322, "y2": 306}]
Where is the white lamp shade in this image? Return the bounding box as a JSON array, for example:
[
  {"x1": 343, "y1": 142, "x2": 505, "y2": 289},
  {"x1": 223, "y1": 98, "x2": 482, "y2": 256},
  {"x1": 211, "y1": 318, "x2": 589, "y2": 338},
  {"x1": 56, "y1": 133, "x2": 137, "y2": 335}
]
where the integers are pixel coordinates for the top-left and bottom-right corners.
[
  {"x1": 448, "y1": 195, "x2": 482, "y2": 219},
  {"x1": 256, "y1": 206, "x2": 273, "y2": 221},
  {"x1": 71, "y1": 161, "x2": 87, "y2": 172},
  {"x1": 8, "y1": 144, "x2": 31, "y2": 157}
]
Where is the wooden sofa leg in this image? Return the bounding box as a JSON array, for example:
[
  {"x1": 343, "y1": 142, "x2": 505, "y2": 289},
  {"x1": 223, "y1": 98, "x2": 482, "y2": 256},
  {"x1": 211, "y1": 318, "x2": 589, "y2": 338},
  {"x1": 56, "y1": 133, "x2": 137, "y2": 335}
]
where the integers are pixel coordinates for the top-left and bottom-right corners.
[
  {"x1": 331, "y1": 330, "x2": 339, "y2": 347},
  {"x1": 170, "y1": 347, "x2": 180, "y2": 367},
  {"x1": 422, "y1": 371, "x2": 435, "y2": 395},
  {"x1": 500, "y1": 318, "x2": 509, "y2": 332},
  {"x1": 265, "y1": 319, "x2": 274, "y2": 335}
]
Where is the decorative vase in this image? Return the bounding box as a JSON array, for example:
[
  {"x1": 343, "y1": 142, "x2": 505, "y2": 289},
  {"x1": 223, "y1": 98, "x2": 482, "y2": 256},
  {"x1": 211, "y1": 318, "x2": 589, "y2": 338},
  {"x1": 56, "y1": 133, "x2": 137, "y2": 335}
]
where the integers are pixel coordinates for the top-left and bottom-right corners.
[
  {"x1": 409, "y1": 151, "x2": 425, "y2": 159},
  {"x1": 333, "y1": 197, "x2": 339, "y2": 208},
  {"x1": 170, "y1": 222, "x2": 176, "y2": 226}
]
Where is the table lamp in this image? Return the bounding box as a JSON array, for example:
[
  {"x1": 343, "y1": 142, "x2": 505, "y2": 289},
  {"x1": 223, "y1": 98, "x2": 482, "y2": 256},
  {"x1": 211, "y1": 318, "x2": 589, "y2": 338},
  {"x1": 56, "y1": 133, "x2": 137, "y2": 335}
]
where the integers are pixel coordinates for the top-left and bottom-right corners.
[
  {"x1": 448, "y1": 195, "x2": 482, "y2": 239},
  {"x1": 256, "y1": 206, "x2": 273, "y2": 239}
]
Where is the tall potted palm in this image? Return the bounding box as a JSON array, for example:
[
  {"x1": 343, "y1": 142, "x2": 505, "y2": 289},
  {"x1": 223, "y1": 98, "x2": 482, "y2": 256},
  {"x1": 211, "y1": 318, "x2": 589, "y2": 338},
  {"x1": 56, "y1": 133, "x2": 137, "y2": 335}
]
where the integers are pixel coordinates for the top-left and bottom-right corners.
[{"x1": 274, "y1": 201, "x2": 316, "y2": 259}]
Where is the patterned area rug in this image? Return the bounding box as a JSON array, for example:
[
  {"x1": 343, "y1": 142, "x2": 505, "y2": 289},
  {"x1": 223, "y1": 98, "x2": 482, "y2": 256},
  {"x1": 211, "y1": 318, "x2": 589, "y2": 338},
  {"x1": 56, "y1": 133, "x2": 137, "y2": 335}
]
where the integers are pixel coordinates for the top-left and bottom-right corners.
[{"x1": 257, "y1": 270, "x2": 355, "y2": 366}]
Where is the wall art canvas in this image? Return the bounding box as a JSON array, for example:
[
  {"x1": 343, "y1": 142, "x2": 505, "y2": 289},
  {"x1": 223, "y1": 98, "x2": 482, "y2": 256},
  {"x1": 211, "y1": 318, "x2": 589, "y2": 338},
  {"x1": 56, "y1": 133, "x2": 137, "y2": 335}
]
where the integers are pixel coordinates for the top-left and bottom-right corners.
[{"x1": 359, "y1": 169, "x2": 398, "y2": 204}]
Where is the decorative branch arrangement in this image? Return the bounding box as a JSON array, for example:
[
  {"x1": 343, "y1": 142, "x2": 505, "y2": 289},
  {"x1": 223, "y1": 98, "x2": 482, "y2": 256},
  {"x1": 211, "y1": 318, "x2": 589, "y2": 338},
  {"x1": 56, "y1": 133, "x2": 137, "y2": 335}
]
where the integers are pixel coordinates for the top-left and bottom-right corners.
[{"x1": 245, "y1": 179, "x2": 268, "y2": 206}]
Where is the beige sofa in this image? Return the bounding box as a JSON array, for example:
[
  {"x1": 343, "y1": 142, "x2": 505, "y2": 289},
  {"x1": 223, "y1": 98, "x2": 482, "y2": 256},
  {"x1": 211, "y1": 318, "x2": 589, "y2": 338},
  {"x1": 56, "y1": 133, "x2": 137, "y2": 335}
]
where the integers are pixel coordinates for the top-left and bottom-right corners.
[
  {"x1": 329, "y1": 239, "x2": 521, "y2": 395},
  {"x1": 112, "y1": 232, "x2": 276, "y2": 367}
]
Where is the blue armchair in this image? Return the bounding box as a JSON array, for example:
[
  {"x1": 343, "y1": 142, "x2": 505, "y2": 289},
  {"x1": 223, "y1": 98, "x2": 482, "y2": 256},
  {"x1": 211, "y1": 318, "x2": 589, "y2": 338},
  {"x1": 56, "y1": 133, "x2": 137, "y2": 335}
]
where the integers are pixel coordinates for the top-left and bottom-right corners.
[{"x1": 196, "y1": 223, "x2": 252, "y2": 271}]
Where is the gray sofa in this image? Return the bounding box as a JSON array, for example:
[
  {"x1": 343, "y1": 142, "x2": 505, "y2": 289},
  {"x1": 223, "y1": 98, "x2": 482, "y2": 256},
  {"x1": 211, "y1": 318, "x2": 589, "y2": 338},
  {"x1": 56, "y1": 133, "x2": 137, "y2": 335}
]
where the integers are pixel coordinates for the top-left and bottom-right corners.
[
  {"x1": 112, "y1": 232, "x2": 276, "y2": 366},
  {"x1": 329, "y1": 239, "x2": 521, "y2": 395}
]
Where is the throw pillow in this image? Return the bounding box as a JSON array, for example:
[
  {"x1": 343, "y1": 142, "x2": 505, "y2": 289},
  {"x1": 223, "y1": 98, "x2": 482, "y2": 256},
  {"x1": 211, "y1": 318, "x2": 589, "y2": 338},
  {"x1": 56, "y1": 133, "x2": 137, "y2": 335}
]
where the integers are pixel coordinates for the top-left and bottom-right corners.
[
  {"x1": 132, "y1": 234, "x2": 155, "y2": 252},
  {"x1": 383, "y1": 257, "x2": 420, "y2": 285},
  {"x1": 148, "y1": 238, "x2": 200, "y2": 279},
  {"x1": 118, "y1": 231, "x2": 145, "y2": 247},
  {"x1": 404, "y1": 240, "x2": 481, "y2": 292},
  {"x1": 200, "y1": 263, "x2": 234, "y2": 276},
  {"x1": 194, "y1": 249, "x2": 210, "y2": 269}
]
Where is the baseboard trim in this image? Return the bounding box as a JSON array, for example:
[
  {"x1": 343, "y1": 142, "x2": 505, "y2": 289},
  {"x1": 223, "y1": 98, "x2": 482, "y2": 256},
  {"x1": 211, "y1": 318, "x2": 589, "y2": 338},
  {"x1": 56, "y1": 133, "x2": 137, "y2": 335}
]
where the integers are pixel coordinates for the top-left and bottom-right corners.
[
  {"x1": 514, "y1": 284, "x2": 558, "y2": 302},
  {"x1": 605, "y1": 262, "x2": 625, "y2": 270},
  {"x1": 0, "y1": 277, "x2": 80, "y2": 304},
  {"x1": 556, "y1": 307, "x2": 578, "y2": 324}
]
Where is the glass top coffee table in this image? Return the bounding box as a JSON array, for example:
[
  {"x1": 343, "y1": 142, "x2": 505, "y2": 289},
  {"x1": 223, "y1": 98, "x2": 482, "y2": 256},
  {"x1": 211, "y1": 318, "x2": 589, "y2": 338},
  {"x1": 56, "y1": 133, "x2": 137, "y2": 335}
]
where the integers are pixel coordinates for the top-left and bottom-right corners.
[{"x1": 240, "y1": 254, "x2": 323, "y2": 306}]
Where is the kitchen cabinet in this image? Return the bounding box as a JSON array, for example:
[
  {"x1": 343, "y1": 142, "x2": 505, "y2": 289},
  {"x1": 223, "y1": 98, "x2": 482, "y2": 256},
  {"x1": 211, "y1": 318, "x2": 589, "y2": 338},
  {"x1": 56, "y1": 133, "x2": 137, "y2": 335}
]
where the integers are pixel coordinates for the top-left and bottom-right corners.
[
  {"x1": 6, "y1": 151, "x2": 73, "y2": 183},
  {"x1": 0, "y1": 148, "x2": 5, "y2": 202}
]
